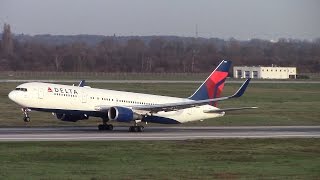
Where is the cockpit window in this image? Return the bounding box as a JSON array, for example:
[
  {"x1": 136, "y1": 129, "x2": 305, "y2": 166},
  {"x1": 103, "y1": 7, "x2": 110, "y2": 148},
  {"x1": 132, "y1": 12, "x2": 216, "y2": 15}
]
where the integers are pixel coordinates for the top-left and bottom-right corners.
[{"x1": 15, "y1": 88, "x2": 28, "y2": 92}]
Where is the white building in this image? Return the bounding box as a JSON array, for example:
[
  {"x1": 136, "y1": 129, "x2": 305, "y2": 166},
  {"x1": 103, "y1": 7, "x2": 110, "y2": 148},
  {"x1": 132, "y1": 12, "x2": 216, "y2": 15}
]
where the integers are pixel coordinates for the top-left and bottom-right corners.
[{"x1": 233, "y1": 66, "x2": 297, "y2": 79}]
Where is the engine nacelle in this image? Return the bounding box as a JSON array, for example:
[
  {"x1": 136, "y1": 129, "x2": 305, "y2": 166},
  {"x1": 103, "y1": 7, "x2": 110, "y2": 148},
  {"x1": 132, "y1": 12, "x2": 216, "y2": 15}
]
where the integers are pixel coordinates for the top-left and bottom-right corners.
[
  {"x1": 55, "y1": 113, "x2": 89, "y2": 122},
  {"x1": 108, "y1": 106, "x2": 141, "y2": 122}
]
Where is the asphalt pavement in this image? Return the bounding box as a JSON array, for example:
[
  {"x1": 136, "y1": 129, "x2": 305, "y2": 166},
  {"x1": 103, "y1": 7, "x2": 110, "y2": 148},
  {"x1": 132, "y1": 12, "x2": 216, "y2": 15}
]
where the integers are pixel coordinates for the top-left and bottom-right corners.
[{"x1": 0, "y1": 126, "x2": 319, "y2": 141}]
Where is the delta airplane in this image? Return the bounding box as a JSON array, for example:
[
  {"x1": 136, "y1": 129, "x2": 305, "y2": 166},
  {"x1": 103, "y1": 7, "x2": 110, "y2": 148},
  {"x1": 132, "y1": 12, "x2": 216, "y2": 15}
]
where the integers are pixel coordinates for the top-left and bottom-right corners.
[{"x1": 8, "y1": 60, "x2": 256, "y2": 132}]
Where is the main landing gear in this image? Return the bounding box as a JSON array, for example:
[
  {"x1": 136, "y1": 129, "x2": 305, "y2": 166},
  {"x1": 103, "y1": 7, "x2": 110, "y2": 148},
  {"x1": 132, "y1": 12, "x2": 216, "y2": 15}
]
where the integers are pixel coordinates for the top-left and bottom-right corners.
[
  {"x1": 98, "y1": 118, "x2": 113, "y2": 131},
  {"x1": 98, "y1": 124, "x2": 113, "y2": 131},
  {"x1": 129, "y1": 125, "x2": 144, "y2": 132},
  {"x1": 97, "y1": 119, "x2": 145, "y2": 132},
  {"x1": 22, "y1": 108, "x2": 30, "y2": 122},
  {"x1": 129, "y1": 120, "x2": 144, "y2": 132}
]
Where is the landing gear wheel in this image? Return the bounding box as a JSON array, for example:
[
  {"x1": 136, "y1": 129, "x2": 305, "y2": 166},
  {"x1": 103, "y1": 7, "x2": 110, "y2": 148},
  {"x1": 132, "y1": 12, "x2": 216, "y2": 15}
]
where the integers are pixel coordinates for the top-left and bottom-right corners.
[
  {"x1": 107, "y1": 124, "x2": 113, "y2": 130},
  {"x1": 137, "y1": 126, "x2": 144, "y2": 132},
  {"x1": 129, "y1": 126, "x2": 144, "y2": 132},
  {"x1": 98, "y1": 124, "x2": 105, "y2": 130},
  {"x1": 23, "y1": 117, "x2": 30, "y2": 122},
  {"x1": 98, "y1": 124, "x2": 113, "y2": 131}
]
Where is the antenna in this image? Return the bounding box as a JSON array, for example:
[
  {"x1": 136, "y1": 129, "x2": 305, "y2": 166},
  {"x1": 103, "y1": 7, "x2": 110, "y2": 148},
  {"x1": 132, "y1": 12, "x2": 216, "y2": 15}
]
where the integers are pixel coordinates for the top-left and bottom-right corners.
[{"x1": 195, "y1": 24, "x2": 198, "y2": 38}]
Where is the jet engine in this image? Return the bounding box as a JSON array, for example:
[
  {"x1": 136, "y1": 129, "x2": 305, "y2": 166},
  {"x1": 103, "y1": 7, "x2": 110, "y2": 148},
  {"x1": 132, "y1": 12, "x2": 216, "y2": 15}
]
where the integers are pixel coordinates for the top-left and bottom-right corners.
[
  {"x1": 108, "y1": 106, "x2": 141, "y2": 122},
  {"x1": 55, "y1": 113, "x2": 89, "y2": 122}
]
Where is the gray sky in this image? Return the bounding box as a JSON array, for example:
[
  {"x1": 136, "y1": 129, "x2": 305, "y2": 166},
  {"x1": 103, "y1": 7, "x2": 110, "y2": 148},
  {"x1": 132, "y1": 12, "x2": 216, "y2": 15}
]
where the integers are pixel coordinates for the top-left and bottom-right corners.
[{"x1": 1, "y1": 0, "x2": 319, "y2": 40}]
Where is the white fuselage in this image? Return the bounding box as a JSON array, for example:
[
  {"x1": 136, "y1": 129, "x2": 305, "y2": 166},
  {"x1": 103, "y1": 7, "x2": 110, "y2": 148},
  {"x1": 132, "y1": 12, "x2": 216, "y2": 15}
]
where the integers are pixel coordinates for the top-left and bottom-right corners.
[{"x1": 8, "y1": 82, "x2": 224, "y2": 123}]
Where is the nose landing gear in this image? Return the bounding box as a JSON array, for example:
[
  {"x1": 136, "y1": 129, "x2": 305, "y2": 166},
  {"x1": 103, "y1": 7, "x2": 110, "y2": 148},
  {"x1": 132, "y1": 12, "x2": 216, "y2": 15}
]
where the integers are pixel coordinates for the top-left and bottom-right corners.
[{"x1": 22, "y1": 108, "x2": 31, "y2": 122}]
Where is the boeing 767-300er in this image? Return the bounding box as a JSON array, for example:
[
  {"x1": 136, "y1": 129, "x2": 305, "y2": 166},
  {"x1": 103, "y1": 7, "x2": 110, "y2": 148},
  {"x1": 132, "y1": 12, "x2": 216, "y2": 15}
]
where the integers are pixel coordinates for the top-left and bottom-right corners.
[{"x1": 8, "y1": 60, "x2": 256, "y2": 132}]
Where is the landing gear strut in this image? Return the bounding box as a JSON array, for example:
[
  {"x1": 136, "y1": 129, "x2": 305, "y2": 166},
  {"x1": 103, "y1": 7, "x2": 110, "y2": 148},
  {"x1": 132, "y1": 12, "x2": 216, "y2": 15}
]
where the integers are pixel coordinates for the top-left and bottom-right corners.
[
  {"x1": 22, "y1": 108, "x2": 30, "y2": 122},
  {"x1": 98, "y1": 118, "x2": 113, "y2": 131}
]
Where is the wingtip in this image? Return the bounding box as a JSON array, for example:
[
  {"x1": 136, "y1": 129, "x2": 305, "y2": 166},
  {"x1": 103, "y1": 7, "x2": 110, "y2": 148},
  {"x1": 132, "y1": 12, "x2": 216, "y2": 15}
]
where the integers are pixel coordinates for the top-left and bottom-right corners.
[
  {"x1": 232, "y1": 78, "x2": 251, "y2": 98},
  {"x1": 78, "y1": 80, "x2": 86, "y2": 87}
]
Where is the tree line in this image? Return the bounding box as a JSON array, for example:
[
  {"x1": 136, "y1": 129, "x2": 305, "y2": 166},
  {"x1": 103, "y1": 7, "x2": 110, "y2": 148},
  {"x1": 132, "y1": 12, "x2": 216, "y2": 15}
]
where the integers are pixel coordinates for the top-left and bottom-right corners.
[{"x1": 1, "y1": 24, "x2": 319, "y2": 73}]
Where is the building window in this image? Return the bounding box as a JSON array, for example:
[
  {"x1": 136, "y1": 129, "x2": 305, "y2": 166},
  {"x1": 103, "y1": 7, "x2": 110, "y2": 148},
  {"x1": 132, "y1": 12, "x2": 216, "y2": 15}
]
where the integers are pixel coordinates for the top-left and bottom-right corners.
[
  {"x1": 253, "y1": 71, "x2": 258, "y2": 78},
  {"x1": 245, "y1": 71, "x2": 250, "y2": 78},
  {"x1": 236, "y1": 70, "x2": 242, "y2": 78},
  {"x1": 289, "y1": 75, "x2": 296, "y2": 79}
]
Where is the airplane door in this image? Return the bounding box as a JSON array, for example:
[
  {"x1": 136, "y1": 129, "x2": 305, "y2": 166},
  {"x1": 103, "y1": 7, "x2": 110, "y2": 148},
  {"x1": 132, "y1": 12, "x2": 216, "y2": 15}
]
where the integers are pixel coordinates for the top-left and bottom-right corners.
[
  {"x1": 38, "y1": 88, "x2": 44, "y2": 99},
  {"x1": 82, "y1": 94, "x2": 87, "y2": 103}
]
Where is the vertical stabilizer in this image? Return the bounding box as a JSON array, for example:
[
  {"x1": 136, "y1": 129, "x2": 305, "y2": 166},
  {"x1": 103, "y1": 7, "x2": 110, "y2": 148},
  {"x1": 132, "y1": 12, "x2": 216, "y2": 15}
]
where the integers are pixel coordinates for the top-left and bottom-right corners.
[{"x1": 188, "y1": 60, "x2": 231, "y2": 107}]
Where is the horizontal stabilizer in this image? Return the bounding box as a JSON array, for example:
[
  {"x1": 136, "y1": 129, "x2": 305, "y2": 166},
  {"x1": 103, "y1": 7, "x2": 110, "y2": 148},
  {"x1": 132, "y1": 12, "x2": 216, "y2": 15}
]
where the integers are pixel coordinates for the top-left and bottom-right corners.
[{"x1": 204, "y1": 107, "x2": 258, "y2": 113}]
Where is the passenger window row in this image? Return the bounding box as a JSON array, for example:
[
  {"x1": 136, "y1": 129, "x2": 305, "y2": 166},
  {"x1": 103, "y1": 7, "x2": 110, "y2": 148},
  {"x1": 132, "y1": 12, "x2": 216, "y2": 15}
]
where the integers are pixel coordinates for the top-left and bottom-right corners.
[
  {"x1": 54, "y1": 93, "x2": 77, "y2": 97},
  {"x1": 90, "y1": 96, "x2": 156, "y2": 105}
]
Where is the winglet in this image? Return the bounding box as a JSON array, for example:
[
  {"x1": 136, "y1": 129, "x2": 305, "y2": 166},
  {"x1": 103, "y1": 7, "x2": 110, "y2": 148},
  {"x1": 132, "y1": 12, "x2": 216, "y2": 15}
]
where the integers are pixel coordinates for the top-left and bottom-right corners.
[
  {"x1": 78, "y1": 80, "x2": 85, "y2": 87},
  {"x1": 231, "y1": 78, "x2": 251, "y2": 98}
]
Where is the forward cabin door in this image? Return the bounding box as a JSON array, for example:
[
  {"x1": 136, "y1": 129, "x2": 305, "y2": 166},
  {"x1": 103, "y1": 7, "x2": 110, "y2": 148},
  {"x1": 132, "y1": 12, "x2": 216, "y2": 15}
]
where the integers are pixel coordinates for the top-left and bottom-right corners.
[
  {"x1": 82, "y1": 94, "x2": 88, "y2": 103},
  {"x1": 38, "y1": 88, "x2": 44, "y2": 99},
  {"x1": 82, "y1": 92, "x2": 87, "y2": 103}
]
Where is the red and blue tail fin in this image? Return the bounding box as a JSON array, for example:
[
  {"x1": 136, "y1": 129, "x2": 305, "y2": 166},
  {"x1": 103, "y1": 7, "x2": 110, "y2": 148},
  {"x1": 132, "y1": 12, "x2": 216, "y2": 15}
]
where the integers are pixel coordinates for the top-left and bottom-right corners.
[{"x1": 188, "y1": 60, "x2": 231, "y2": 107}]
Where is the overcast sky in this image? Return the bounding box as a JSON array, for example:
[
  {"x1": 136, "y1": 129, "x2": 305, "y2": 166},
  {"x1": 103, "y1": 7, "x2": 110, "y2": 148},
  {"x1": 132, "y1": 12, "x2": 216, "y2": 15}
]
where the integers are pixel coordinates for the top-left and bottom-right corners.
[{"x1": 1, "y1": 0, "x2": 319, "y2": 40}]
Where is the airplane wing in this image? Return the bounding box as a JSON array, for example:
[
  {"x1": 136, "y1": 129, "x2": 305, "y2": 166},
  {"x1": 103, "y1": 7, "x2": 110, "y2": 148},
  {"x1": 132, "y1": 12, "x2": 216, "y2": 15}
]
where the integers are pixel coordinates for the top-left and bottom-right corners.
[{"x1": 132, "y1": 79, "x2": 252, "y2": 113}]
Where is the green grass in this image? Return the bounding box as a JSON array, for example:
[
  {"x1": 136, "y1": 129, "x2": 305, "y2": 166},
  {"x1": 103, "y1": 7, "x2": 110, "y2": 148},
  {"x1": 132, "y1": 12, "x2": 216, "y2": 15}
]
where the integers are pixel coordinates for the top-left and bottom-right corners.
[
  {"x1": 1, "y1": 82, "x2": 320, "y2": 126},
  {"x1": 0, "y1": 139, "x2": 319, "y2": 179}
]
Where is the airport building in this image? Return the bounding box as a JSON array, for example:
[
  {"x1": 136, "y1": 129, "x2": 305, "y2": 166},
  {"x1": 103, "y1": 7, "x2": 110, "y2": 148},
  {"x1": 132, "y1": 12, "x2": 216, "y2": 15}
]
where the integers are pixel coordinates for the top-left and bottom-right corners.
[{"x1": 233, "y1": 66, "x2": 297, "y2": 79}]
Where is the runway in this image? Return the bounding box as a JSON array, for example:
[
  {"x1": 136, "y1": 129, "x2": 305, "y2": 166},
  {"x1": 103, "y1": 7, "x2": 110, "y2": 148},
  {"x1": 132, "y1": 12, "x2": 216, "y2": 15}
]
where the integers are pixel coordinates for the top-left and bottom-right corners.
[{"x1": 0, "y1": 126, "x2": 319, "y2": 141}]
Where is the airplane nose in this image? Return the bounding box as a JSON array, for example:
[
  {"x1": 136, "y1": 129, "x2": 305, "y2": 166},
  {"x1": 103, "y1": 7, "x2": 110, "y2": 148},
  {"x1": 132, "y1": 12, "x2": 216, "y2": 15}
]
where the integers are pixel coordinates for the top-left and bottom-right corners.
[{"x1": 8, "y1": 91, "x2": 15, "y2": 101}]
